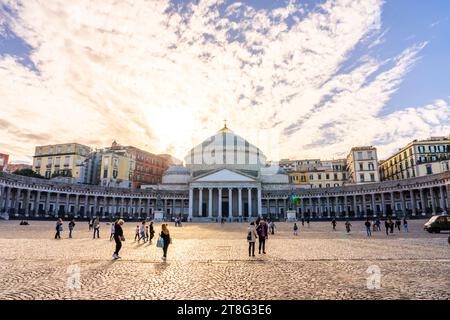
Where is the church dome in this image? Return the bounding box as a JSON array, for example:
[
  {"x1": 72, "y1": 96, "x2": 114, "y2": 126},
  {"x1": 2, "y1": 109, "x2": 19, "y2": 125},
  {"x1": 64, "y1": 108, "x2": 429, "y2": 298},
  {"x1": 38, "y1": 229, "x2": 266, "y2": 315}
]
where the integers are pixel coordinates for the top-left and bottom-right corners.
[
  {"x1": 184, "y1": 124, "x2": 267, "y2": 174},
  {"x1": 162, "y1": 166, "x2": 190, "y2": 184}
]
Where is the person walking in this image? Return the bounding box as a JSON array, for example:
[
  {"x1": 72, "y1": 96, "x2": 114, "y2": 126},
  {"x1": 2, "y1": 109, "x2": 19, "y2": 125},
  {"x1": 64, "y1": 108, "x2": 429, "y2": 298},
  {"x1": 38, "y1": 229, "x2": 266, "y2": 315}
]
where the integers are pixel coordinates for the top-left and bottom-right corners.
[
  {"x1": 149, "y1": 221, "x2": 155, "y2": 244},
  {"x1": 256, "y1": 220, "x2": 269, "y2": 254},
  {"x1": 306, "y1": 218, "x2": 310, "y2": 228},
  {"x1": 93, "y1": 216, "x2": 100, "y2": 239},
  {"x1": 403, "y1": 218, "x2": 409, "y2": 233},
  {"x1": 112, "y1": 219, "x2": 125, "y2": 260},
  {"x1": 375, "y1": 217, "x2": 381, "y2": 231},
  {"x1": 389, "y1": 218, "x2": 394, "y2": 234},
  {"x1": 331, "y1": 218, "x2": 337, "y2": 231},
  {"x1": 395, "y1": 218, "x2": 401, "y2": 232},
  {"x1": 88, "y1": 218, "x2": 93, "y2": 231},
  {"x1": 134, "y1": 224, "x2": 140, "y2": 242},
  {"x1": 55, "y1": 218, "x2": 63, "y2": 239},
  {"x1": 145, "y1": 224, "x2": 150, "y2": 240},
  {"x1": 345, "y1": 220, "x2": 352, "y2": 233},
  {"x1": 110, "y1": 222, "x2": 115, "y2": 241},
  {"x1": 139, "y1": 221, "x2": 146, "y2": 243},
  {"x1": 270, "y1": 221, "x2": 276, "y2": 235},
  {"x1": 384, "y1": 219, "x2": 390, "y2": 236},
  {"x1": 247, "y1": 222, "x2": 258, "y2": 257},
  {"x1": 365, "y1": 219, "x2": 372, "y2": 237},
  {"x1": 68, "y1": 219, "x2": 75, "y2": 239},
  {"x1": 293, "y1": 223, "x2": 299, "y2": 236},
  {"x1": 159, "y1": 224, "x2": 171, "y2": 261},
  {"x1": 301, "y1": 218, "x2": 305, "y2": 227}
]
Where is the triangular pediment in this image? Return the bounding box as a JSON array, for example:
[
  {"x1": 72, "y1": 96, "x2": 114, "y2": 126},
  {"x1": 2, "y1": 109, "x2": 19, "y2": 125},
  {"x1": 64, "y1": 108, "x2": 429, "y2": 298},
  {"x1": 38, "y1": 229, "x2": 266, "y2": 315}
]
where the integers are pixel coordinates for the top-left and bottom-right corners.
[{"x1": 194, "y1": 169, "x2": 256, "y2": 182}]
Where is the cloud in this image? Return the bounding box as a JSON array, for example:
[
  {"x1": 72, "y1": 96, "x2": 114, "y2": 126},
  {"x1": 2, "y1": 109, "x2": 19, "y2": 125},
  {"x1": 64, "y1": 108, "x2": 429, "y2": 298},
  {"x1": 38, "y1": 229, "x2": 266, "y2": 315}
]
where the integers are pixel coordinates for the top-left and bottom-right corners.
[{"x1": 0, "y1": 0, "x2": 448, "y2": 164}]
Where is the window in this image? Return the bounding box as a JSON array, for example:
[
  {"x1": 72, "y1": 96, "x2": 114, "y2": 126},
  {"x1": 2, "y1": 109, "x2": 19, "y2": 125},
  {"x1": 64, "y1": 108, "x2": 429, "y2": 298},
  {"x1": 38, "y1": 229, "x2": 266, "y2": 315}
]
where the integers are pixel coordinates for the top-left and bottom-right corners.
[
  {"x1": 64, "y1": 156, "x2": 70, "y2": 166},
  {"x1": 370, "y1": 173, "x2": 375, "y2": 182},
  {"x1": 357, "y1": 152, "x2": 363, "y2": 160},
  {"x1": 301, "y1": 176, "x2": 306, "y2": 182},
  {"x1": 57, "y1": 146, "x2": 62, "y2": 154},
  {"x1": 429, "y1": 145, "x2": 436, "y2": 152},
  {"x1": 438, "y1": 145, "x2": 445, "y2": 152},
  {"x1": 418, "y1": 146, "x2": 425, "y2": 153},
  {"x1": 55, "y1": 157, "x2": 60, "y2": 167},
  {"x1": 426, "y1": 165, "x2": 432, "y2": 175},
  {"x1": 368, "y1": 162, "x2": 374, "y2": 170},
  {"x1": 325, "y1": 174, "x2": 330, "y2": 180},
  {"x1": 359, "y1": 163, "x2": 364, "y2": 171},
  {"x1": 49, "y1": 147, "x2": 54, "y2": 154},
  {"x1": 309, "y1": 175, "x2": 314, "y2": 181},
  {"x1": 367, "y1": 151, "x2": 373, "y2": 159},
  {"x1": 66, "y1": 145, "x2": 71, "y2": 153},
  {"x1": 318, "y1": 174, "x2": 322, "y2": 180},
  {"x1": 359, "y1": 174, "x2": 365, "y2": 182},
  {"x1": 334, "y1": 173, "x2": 338, "y2": 180},
  {"x1": 37, "y1": 148, "x2": 42, "y2": 156}
]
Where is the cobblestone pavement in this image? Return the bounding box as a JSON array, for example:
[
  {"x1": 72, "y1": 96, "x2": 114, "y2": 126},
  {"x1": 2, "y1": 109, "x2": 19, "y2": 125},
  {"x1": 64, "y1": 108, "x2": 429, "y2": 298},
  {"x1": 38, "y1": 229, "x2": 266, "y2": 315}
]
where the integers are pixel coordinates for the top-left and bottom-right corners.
[{"x1": 0, "y1": 219, "x2": 449, "y2": 300}]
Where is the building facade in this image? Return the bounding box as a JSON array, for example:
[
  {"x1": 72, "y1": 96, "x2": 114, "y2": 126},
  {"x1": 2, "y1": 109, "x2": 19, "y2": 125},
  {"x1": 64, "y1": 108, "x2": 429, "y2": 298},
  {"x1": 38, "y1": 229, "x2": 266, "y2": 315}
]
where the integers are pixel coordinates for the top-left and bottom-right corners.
[
  {"x1": 5, "y1": 163, "x2": 32, "y2": 173},
  {"x1": 346, "y1": 146, "x2": 380, "y2": 184},
  {"x1": 110, "y1": 142, "x2": 170, "y2": 188},
  {"x1": 1, "y1": 126, "x2": 448, "y2": 221},
  {"x1": 281, "y1": 159, "x2": 347, "y2": 188},
  {"x1": 99, "y1": 149, "x2": 135, "y2": 188},
  {"x1": 379, "y1": 136, "x2": 450, "y2": 181},
  {"x1": 32, "y1": 143, "x2": 91, "y2": 179}
]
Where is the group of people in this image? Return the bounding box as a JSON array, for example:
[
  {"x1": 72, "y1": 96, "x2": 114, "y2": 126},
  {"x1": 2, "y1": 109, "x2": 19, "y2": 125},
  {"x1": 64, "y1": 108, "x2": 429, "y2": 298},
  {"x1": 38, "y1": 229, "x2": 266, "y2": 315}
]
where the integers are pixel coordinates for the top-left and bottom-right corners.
[
  {"x1": 134, "y1": 221, "x2": 155, "y2": 244},
  {"x1": 246, "y1": 219, "x2": 270, "y2": 256},
  {"x1": 113, "y1": 219, "x2": 171, "y2": 261}
]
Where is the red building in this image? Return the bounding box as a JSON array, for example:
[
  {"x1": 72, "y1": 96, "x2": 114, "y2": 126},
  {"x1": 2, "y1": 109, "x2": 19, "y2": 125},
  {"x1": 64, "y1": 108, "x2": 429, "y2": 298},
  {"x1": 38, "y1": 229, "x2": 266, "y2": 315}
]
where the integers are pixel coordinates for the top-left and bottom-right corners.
[
  {"x1": 0, "y1": 153, "x2": 9, "y2": 172},
  {"x1": 110, "y1": 141, "x2": 171, "y2": 188}
]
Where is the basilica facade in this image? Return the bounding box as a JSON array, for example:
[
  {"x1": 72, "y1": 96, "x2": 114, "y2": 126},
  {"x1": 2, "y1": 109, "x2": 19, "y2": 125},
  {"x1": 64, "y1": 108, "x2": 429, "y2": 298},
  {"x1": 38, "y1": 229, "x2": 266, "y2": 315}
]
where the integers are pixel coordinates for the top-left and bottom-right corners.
[{"x1": 1, "y1": 126, "x2": 449, "y2": 221}]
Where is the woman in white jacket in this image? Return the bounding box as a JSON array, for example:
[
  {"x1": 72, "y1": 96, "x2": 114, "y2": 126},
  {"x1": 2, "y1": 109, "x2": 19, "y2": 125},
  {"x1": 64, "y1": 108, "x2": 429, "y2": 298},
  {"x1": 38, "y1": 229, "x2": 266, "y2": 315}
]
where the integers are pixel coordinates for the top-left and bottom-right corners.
[{"x1": 247, "y1": 222, "x2": 258, "y2": 257}]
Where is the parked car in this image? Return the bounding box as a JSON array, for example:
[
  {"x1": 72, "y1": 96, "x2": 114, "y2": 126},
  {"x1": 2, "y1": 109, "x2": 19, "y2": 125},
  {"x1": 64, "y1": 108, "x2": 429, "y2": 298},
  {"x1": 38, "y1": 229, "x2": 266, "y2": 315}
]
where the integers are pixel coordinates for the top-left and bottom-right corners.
[{"x1": 424, "y1": 215, "x2": 450, "y2": 233}]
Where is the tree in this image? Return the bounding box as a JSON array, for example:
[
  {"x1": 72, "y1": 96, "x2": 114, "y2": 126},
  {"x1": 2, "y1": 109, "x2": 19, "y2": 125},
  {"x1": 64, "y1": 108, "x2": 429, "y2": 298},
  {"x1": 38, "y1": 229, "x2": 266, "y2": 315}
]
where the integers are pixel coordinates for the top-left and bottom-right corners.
[{"x1": 13, "y1": 168, "x2": 45, "y2": 179}]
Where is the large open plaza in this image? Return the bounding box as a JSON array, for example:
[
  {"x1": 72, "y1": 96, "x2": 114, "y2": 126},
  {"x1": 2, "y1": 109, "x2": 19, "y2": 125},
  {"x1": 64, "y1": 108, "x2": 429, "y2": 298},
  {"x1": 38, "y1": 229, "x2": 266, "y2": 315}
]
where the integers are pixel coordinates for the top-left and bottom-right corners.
[{"x1": 0, "y1": 219, "x2": 449, "y2": 300}]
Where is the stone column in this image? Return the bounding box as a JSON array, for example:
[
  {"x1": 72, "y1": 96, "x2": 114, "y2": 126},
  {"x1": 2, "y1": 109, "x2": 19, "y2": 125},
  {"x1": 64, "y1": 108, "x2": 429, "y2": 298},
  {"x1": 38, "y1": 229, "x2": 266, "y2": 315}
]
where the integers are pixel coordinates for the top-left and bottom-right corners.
[
  {"x1": 218, "y1": 188, "x2": 222, "y2": 219},
  {"x1": 14, "y1": 188, "x2": 20, "y2": 216},
  {"x1": 326, "y1": 197, "x2": 330, "y2": 218},
  {"x1": 390, "y1": 191, "x2": 395, "y2": 217},
  {"x1": 198, "y1": 188, "x2": 203, "y2": 217},
  {"x1": 0, "y1": 185, "x2": 5, "y2": 210},
  {"x1": 344, "y1": 195, "x2": 348, "y2": 218},
  {"x1": 317, "y1": 197, "x2": 322, "y2": 217},
  {"x1": 439, "y1": 186, "x2": 445, "y2": 214},
  {"x1": 137, "y1": 198, "x2": 142, "y2": 219},
  {"x1": 65, "y1": 193, "x2": 70, "y2": 217},
  {"x1": 84, "y1": 195, "x2": 89, "y2": 218},
  {"x1": 410, "y1": 189, "x2": 417, "y2": 216},
  {"x1": 420, "y1": 188, "x2": 427, "y2": 216},
  {"x1": 55, "y1": 192, "x2": 60, "y2": 217},
  {"x1": 381, "y1": 192, "x2": 386, "y2": 217},
  {"x1": 24, "y1": 189, "x2": 31, "y2": 217},
  {"x1": 257, "y1": 188, "x2": 262, "y2": 217},
  {"x1": 446, "y1": 184, "x2": 450, "y2": 214},
  {"x1": 208, "y1": 188, "x2": 213, "y2": 218},
  {"x1": 46, "y1": 192, "x2": 51, "y2": 217},
  {"x1": 247, "y1": 188, "x2": 252, "y2": 217},
  {"x1": 308, "y1": 198, "x2": 312, "y2": 219},
  {"x1": 335, "y1": 196, "x2": 339, "y2": 218},
  {"x1": 94, "y1": 196, "x2": 98, "y2": 218},
  {"x1": 229, "y1": 188, "x2": 233, "y2": 218},
  {"x1": 300, "y1": 198, "x2": 305, "y2": 218},
  {"x1": 399, "y1": 191, "x2": 405, "y2": 216},
  {"x1": 266, "y1": 198, "x2": 270, "y2": 217},
  {"x1": 430, "y1": 187, "x2": 437, "y2": 215},
  {"x1": 238, "y1": 188, "x2": 243, "y2": 217},
  {"x1": 35, "y1": 190, "x2": 41, "y2": 217},
  {"x1": 371, "y1": 193, "x2": 376, "y2": 217},
  {"x1": 188, "y1": 188, "x2": 193, "y2": 219},
  {"x1": 353, "y1": 194, "x2": 357, "y2": 217},
  {"x1": 362, "y1": 193, "x2": 367, "y2": 217},
  {"x1": 74, "y1": 194, "x2": 79, "y2": 218}
]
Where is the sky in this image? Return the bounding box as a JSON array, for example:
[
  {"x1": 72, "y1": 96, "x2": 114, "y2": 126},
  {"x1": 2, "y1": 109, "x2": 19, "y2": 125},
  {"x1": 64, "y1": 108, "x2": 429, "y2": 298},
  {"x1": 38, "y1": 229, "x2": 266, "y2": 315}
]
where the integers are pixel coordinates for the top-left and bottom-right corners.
[{"x1": 0, "y1": 0, "x2": 449, "y2": 164}]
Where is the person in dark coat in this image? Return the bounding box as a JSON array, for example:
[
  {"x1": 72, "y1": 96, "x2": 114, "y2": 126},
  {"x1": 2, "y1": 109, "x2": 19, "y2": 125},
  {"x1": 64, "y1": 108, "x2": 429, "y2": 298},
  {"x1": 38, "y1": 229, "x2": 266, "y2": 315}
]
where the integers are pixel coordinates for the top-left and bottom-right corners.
[
  {"x1": 256, "y1": 220, "x2": 269, "y2": 254},
  {"x1": 160, "y1": 223, "x2": 171, "y2": 261},
  {"x1": 112, "y1": 219, "x2": 125, "y2": 260}
]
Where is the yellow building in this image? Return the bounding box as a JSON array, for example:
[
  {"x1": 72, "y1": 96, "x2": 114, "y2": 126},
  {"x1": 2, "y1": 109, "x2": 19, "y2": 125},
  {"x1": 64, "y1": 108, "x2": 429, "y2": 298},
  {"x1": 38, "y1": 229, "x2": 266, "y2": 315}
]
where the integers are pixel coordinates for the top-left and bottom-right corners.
[
  {"x1": 99, "y1": 150, "x2": 135, "y2": 188},
  {"x1": 33, "y1": 143, "x2": 91, "y2": 179},
  {"x1": 283, "y1": 159, "x2": 347, "y2": 188},
  {"x1": 379, "y1": 136, "x2": 450, "y2": 181}
]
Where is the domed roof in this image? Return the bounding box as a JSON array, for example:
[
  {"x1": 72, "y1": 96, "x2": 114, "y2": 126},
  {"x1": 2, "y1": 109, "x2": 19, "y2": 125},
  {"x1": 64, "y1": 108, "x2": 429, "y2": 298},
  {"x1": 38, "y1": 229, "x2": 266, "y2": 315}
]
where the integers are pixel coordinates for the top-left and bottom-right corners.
[
  {"x1": 184, "y1": 124, "x2": 267, "y2": 173},
  {"x1": 164, "y1": 166, "x2": 190, "y2": 175}
]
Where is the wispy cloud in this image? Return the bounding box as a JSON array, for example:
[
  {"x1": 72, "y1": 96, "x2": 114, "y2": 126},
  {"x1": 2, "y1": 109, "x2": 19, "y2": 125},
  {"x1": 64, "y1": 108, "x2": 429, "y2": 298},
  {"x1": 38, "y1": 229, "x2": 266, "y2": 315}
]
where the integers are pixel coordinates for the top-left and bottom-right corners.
[{"x1": 0, "y1": 0, "x2": 448, "y2": 163}]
